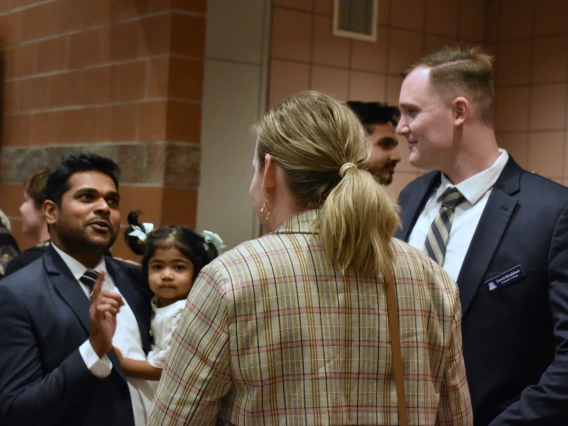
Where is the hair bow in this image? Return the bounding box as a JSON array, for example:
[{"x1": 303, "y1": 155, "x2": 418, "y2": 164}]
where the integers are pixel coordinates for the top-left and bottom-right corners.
[
  {"x1": 203, "y1": 230, "x2": 225, "y2": 252},
  {"x1": 128, "y1": 222, "x2": 154, "y2": 242}
]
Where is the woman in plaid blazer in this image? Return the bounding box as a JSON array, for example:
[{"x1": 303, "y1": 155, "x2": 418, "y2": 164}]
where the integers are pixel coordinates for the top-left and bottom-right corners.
[{"x1": 149, "y1": 91, "x2": 473, "y2": 426}]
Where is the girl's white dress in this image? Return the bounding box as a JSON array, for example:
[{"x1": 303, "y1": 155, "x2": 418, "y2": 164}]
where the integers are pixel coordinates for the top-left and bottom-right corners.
[{"x1": 147, "y1": 298, "x2": 187, "y2": 368}]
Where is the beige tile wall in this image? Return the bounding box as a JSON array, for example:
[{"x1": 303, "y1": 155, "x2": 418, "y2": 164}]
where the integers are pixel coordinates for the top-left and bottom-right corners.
[
  {"x1": 490, "y1": 0, "x2": 568, "y2": 186},
  {"x1": 197, "y1": 0, "x2": 270, "y2": 248},
  {"x1": 268, "y1": 0, "x2": 486, "y2": 198}
]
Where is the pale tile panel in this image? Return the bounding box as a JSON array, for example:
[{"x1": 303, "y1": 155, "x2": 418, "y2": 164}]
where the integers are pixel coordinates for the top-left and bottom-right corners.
[
  {"x1": 484, "y1": 0, "x2": 500, "y2": 43},
  {"x1": 535, "y1": 0, "x2": 568, "y2": 36},
  {"x1": 532, "y1": 35, "x2": 568, "y2": 84},
  {"x1": 205, "y1": 0, "x2": 265, "y2": 63},
  {"x1": 426, "y1": 0, "x2": 459, "y2": 38},
  {"x1": 390, "y1": 0, "x2": 426, "y2": 31},
  {"x1": 494, "y1": 86, "x2": 530, "y2": 132},
  {"x1": 268, "y1": 60, "x2": 310, "y2": 107},
  {"x1": 310, "y1": 65, "x2": 349, "y2": 101},
  {"x1": 378, "y1": 0, "x2": 391, "y2": 25},
  {"x1": 271, "y1": 8, "x2": 312, "y2": 62},
  {"x1": 312, "y1": 15, "x2": 350, "y2": 67},
  {"x1": 529, "y1": 83, "x2": 566, "y2": 131},
  {"x1": 459, "y1": 0, "x2": 485, "y2": 42},
  {"x1": 350, "y1": 26, "x2": 388, "y2": 73},
  {"x1": 496, "y1": 40, "x2": 531, "y2": 86},
  {"x1": 527, "y1": 131, "x2": 564, "y2": 178},
  {"x1": 273, "y1": 0, "x2": 313, "y2": 12},
  {"x1": 499, "y1": 0, "x2": 534, "y2": 41},
  {"x1": 199, "y1": 59, "x2": 262, "y2": 249},
  {"x1": 348, "y1": 71, "x2": 386, "y2": 102},
  {"x1": 496, "y1": 132, "x2": 529, "y2": 169},
  {"x1": 314, "y1": 0, "x2": 332, "y2": 15},
  {"x1": 386, "y1": 75, "x2": 403, "y2": 106},
  {"x1": 387, "y1": 29, "x2": 424, "y2": 76},
  {"x1": 424, "y1": 35, "x2": 457, "y2": 55}
]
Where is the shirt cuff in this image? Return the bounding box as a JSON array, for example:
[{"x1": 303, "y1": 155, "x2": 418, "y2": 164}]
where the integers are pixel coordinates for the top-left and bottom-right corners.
[{"x1": 79, "y1": 340, "x2": 113, "y2": 378}]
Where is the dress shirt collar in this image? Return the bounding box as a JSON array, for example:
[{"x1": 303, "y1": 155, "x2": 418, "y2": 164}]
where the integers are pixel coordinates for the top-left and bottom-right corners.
[
  {"x1": 436, "y1": 148, "x2": 509, "y2": 206},
  {"x1": 51, "y1": 242, "x2": 106, "y2": 282}
]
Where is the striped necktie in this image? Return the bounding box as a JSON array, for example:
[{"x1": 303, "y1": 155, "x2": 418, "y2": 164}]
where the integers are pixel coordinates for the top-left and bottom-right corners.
[
  {"x1": 79, "y1": 269, "x2": 100, "y2": 297},
  {"x1": 424, "y1": 187, "x2": 466, "y2": 265}
]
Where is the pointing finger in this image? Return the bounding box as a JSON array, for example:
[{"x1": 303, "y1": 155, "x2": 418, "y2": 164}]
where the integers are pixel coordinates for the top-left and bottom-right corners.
[{"x1": 90, "y1": 269, "x2": 106, "y2": 300}]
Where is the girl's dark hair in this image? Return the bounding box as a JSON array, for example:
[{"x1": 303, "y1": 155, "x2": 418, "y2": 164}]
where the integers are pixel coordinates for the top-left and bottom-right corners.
[{"x1": 124, "y1": 210, "x2": 218, "y2": 279}]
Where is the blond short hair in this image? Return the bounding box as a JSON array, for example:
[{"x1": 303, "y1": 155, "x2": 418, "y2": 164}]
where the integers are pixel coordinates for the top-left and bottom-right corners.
[{"x1": 402, "y1": 46, "x2": 495, "y2": 125}]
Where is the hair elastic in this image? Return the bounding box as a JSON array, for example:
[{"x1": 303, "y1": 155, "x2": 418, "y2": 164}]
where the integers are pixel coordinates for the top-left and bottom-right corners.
[{"x1": 339, "y1": 162, "x2": 357, "y2": 177}]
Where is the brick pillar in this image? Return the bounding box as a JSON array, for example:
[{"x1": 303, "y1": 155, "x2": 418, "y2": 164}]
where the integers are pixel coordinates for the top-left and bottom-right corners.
[{"x1": 0, "y1": 0, "x2": 206, "y2": 259}]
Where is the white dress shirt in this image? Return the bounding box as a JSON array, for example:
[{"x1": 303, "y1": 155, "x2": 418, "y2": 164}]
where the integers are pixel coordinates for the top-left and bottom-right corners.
[
  {"x1": 52, "y1": 244, "x2": 157, "y2": 426},
  {"x1": 408, "y1": 149, "x2": 509, "y2": 282}
]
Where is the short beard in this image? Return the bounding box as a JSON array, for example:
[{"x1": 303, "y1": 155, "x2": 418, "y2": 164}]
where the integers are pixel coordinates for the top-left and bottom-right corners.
[
  {"x1": 380, "y1": 171, "x2": 393, "y2": 185},
  {"x1": 56, "y1": 226, "x2": 118, "y2": 257}
]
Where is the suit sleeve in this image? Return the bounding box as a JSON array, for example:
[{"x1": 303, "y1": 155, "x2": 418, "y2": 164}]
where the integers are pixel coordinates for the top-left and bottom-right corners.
[
  {"x1": 490, "y1": 204, "x2": 568, "y2": 425},
  {"x1": 148, "y1": 264, "x2": 232, "y2": 426},
  {"x1": 0, "y1": 283, "x2": 100, "y2": 426},
  {"x1": 437, "y1": 298, "x2": 474, "y2": 425}
]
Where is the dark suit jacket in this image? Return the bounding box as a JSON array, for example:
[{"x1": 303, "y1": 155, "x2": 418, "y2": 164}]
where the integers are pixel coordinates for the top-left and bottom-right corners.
[
  {"x1": 395, "y1": 157, "x2": 568, "y2": 425},
  {"x1": 0, "y1": 245, "x2": 152, "y2": 426},
  {"x1": 3, "y1": 241, "x2": 49, "y2": 278}
]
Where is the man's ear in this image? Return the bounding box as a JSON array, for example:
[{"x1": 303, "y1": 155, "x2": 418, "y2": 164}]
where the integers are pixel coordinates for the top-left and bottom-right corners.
[
  {"x1": 262, "y1": 154, "x2": 277, "y2": 194},
  {"x1": 453, "y1": 97, "x2": 469, "y2": 127},
  {"x1": 43, "y1": 200, "x2": 58, "y2": 227}
]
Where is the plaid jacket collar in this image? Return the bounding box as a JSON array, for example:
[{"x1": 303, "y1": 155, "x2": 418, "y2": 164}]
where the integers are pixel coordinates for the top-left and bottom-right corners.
[{"x1": 273, "y1": 209, "x2": 319, "y2": 235}]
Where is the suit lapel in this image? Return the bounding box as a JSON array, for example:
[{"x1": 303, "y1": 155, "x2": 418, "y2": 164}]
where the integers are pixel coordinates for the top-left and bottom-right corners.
[
  {"x1": 46, "y1": 246, "x2": 91, "y2": 334},
  {"x1": 457, "y1": 158, "x2": 521, "y2": 317},
  {"x1": 47, "y1": 246, "x2": 129, "y2": 382},
  {"x1": 398, "y1": 171, "x2": 441, "y2": 240}
]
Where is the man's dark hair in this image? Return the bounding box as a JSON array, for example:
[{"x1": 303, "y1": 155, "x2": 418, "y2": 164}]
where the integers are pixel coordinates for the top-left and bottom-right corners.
[
  {"x1": 346, "y1": 101, "x2": 400, "y2": 134},
  {"x1": 44, "y1": 152, "x2": 120, "y2": 206}
]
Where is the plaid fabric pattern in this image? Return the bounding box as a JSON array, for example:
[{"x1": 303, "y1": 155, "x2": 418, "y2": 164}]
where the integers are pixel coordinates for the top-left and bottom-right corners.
[{"x1": 149, "y1": 210, "x2": 472, "y2": 426}]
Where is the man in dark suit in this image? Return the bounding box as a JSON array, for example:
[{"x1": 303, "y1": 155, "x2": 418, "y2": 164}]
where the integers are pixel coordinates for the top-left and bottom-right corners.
[
  {"x1": 395, "y1": 46, "x2": 568, "y2": 425},
  {"x1": 0, "y1": 153, "x2": 153, "y2": 426}
]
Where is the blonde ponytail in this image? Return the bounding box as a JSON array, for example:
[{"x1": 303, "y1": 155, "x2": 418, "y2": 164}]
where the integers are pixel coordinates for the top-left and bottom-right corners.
[
  {"x1": 254, "y1": 91, "x2": 401, "y2": 277},
  {"x1": 320, "y1": 166, "x2": 400, "y2": 276}
]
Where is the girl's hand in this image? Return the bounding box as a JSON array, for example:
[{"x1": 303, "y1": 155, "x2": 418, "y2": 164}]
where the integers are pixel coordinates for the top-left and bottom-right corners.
[{"x1": 113, "y1": 346, "x2": 124, "y2": 362}]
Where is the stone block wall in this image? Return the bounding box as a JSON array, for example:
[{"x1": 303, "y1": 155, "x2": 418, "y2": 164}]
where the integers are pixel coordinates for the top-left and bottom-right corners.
[{"x1": 0, "y1": 0, "x2": 206, "y2": 258}]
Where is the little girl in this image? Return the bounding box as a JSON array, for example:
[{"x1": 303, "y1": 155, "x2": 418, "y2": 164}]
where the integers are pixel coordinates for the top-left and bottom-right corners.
[{"x1": 117, "y1": 210, "x2": 223, "y2": 380}]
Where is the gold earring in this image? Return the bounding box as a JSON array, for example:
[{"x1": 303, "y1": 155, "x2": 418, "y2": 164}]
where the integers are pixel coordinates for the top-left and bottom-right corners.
[{"x1": 260, "y1": 198, "x2": 271, "y2": 220}]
